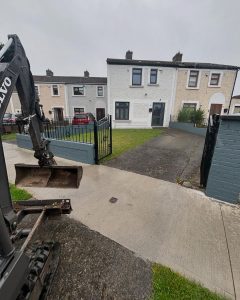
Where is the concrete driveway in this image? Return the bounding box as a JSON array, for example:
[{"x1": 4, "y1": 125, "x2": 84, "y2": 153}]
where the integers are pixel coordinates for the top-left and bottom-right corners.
[
  {"x1": 105, "y1": 128, "x2": 205, "y2": 185},
  {"x1": 4, "y1": 143, "x2": 240, "y2": 299}
]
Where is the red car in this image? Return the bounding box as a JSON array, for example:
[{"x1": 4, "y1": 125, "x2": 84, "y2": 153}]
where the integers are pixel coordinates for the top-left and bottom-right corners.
[
  {"x1": 3, "y1": 113, "x2": 17, "y2": 124},
  {"x1": 72, "y1": 113, "x2": 95, "y2": 125}
]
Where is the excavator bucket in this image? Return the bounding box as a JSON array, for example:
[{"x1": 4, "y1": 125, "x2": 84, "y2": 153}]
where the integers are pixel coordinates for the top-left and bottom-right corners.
[{"x1": 15, "y1": 164, "x2": 83, "y2": 188}]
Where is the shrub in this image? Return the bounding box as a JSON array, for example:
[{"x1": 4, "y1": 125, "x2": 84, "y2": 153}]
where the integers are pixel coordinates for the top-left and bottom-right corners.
[
  {"x1": 177, "y1": 108, "x2": 194, "y2": 123},
  {"x1": 193, "y1": 108, "x2": 205, "y2": 127},
  {"x1": 177, "y1": 107, "x2": 205, "y2": 126}
]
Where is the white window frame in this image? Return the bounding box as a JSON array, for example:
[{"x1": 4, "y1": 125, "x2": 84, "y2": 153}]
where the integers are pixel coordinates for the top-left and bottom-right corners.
[
  {"x1": 148, "y1": 68, "x2": 159, "y2": 85},
  {"x1": 130, "y1": 67, "x2": 144, "y2": 87},
  {"x1": 233, "y1": 103, "x2": 240, "y2": 115},
  {"x1": 73, "y1": 107, "x2": 85, "y2": 115},
  {"x1": 51, "y1": 84, "x2": 60, "y2": 96},
  {"x1": 72, "y1": 85, "x2": 85, "y2": 97},
  {"x1": 34, "y1": 84, "x2": 40, "y2": 96},
  {"x1": 208, "y1": 71, "x2": 223, "y2": 88},
  {"x1": 96, "y1": 85, "x2": 104, "y2": 97},
  {"x1": 186, "y1": 70, "x2": 201, "y2": 89}
]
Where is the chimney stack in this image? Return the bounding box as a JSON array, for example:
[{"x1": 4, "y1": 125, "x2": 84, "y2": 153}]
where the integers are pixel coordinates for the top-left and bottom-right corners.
[
  {"x1": 46, "y1": 69, "x2": 54, "y2": 76},
  {"x1": 125, "y1": 50, "x2": 133, "y2": 60},
  {"x1": 172, "y1": 52, "x2": 183, "y2": 62},
  {"x1": 84, "y1": 70, "x2": 89, "y2": 77}
]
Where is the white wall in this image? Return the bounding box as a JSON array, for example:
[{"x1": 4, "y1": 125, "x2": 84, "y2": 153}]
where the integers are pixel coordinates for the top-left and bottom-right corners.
[
  {"x1": 107, "y1": 64, "x2": 177, "y2": 128},
  {"x1": 67, "y1": 84, "x2": 107, "y2": 117}
]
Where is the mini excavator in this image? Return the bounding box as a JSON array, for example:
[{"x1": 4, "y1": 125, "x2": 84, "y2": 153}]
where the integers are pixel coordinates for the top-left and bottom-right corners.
[{"x1": 0, "y1": 34, "x2": 82, "y2": 299}]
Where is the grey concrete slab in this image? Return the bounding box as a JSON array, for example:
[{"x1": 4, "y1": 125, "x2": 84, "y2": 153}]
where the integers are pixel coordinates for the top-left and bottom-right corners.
[
  {"x1": 3, "y1": 142, "x2": 238, "y2": 299},
  {"x1": 221, "y1": 204, "x2": 240, "y2": 299}
]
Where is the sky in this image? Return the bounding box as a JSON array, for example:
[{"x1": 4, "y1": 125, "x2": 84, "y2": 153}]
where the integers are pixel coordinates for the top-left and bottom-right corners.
[{"x1": 1, "y1": 0, "x2": 240, "y2": 94}]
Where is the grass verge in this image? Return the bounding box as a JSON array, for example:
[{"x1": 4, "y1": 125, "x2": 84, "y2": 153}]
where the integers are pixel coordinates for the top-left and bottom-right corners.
[
  {"x1": 151, "y1": 264, "x2": 227, "y2": 300},
  {"x1": 10, "y1": 184, "x2": 32, "y2": 201},
  {"x1": 1, "y1": 133, "x2": 16, "y2": 141},
  {"x1": 103, "y1": 128, "x2": 163, "y2": 162}
]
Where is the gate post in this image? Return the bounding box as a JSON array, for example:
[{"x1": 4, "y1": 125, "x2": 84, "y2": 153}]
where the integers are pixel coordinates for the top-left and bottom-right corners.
[
  {"x1": 94, "y1": 120, "x2": 99, "y2": 164},
  {"x1": 109, "y1": 115, "x2": 112, "y2": 155}
]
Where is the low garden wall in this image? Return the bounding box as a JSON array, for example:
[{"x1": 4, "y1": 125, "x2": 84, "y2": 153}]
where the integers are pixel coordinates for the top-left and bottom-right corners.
[
  {"x1": 169, "y1": 122, "x2": 207, "y2": 137},
  {"x1": 16, "y1": 134, "x2": 95, "y2": 164}
]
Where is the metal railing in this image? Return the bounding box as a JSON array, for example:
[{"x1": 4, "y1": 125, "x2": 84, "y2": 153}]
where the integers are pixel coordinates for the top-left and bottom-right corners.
[{"x1": 17, "y1": 115, "x2": 113, "y2": 163}]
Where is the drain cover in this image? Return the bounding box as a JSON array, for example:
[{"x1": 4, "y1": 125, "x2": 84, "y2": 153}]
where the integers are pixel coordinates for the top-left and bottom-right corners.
[{"x1": 109, "y1": 197, "x2": 118, "y2": 204}]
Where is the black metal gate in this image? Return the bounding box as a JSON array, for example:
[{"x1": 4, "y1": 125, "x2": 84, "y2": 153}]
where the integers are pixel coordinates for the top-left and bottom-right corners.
[
  {"x1": 200, "y1": 114, "x2": 220, "y2": 188},
  {"x1": 94, "y1": 115, "x2": 112, "y2": 163}
]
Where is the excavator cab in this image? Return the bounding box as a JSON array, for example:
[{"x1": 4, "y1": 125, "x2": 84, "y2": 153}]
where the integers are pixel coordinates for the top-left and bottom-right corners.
[{"x1": 0, "y1": 35, "x2": 82, "y2": 189}]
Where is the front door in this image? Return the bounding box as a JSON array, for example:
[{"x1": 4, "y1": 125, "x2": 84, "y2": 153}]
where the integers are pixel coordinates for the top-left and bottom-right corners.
[
  {"x1": 96, "y1": 108, "x2": 105, "y2": 121},
  {"x1": 210, "y1": 104, "x2": 222, "y2": 116},
  {"x1": 53, "y1": 107, "x2": 64, "y2": 121},
  {"x1": 151, "y1": 102, "x2": 165, "y2": 126}
]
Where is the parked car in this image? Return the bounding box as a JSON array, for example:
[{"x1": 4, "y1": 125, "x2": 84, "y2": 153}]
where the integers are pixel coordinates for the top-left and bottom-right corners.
[
  {"x1": 3, "y1": 113, "x2": 17, "y2": 124},
  {"x1": 72, "y1": 113, "x2": 95, "y2": 125}
]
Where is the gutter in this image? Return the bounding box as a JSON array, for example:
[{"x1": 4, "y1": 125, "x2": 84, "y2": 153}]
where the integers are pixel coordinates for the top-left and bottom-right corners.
[{"x1": 228, "y1": 69, "x2": 238, "y2": 114}]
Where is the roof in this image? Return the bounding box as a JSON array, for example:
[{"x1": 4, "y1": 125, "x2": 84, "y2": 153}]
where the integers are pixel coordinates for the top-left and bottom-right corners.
[
  {"x1": 33, "y1": 75, "x2": 107, "y2": 85},
  {"x1": 232, "y1": 95, "x2": 240, "y2": 99},
  {"x1": 107, "y1": 58, "x2": 240, "y2": 70}
]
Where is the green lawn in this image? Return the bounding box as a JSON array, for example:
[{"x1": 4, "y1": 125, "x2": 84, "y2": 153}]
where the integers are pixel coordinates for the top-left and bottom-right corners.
[
  {"x1": 151, "y1": 264, "x2": 227, "y2": 300},
  {"x1": 103, "y1": 129, "x2": 164, "y2": 162},
  {"x1": 10, "y1": 184, "x2": 32, "y2": 201},
  {"x1": 1, "y1": 133, "x2": 16, "y2": 141}
]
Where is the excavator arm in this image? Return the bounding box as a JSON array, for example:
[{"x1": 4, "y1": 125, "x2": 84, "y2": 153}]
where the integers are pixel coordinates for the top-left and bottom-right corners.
[
  {"x1": 0, "y1": 35, "x2": 55, "y2": 166},
  {"x1": 0, "y1": 35, "x2": 82, "y2": 300}
]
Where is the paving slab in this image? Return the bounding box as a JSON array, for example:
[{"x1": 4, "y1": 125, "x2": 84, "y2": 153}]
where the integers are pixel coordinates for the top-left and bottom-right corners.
[
  {"x1": 3, "y1": 142, "x2": 240, "y2": 299},
  {"x1": 221, "y1": 204, "x2": 240, "y2": 299}
]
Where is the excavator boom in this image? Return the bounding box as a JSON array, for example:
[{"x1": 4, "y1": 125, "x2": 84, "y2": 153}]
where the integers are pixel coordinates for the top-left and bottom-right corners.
[{"x1": 0, "y1": 34, "x2": 82, "y2": 188}]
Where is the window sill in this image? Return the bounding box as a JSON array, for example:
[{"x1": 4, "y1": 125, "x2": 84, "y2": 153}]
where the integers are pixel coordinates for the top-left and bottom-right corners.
[
  {"x1": 185, "y1": 87, "x2": 199, "y2": 90},
  {"x1": 51, "y1": 95, "x2": 60, "y2": 97},
  {"x1": 114, "y1": 120, "x2": 131, "y2": 123},
  {"x1": 96, "y1": 96, "x2": 104, "y2": 98},
  {"x1": 208, "y1": 85, "x2": 221, "y2": 88},
  {"x1": 129, "y1": 85, "x2": 144, "y2": 88},
  {"x1": 72, "y1": 95, "x2": 85, "y2": 97},
  {"x1": 147, "y1": 84, "x2": 159, "y2": 86}
]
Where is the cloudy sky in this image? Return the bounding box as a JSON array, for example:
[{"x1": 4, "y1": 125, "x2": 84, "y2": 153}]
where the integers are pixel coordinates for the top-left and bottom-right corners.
[{"x1": 1, "y1": 0, "x2": 240, "y2": 94}]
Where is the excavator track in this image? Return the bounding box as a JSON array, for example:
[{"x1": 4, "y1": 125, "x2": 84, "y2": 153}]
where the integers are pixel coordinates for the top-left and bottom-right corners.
[{"x1": 17, "y1": 242, "x2": 60, "y2": 300}]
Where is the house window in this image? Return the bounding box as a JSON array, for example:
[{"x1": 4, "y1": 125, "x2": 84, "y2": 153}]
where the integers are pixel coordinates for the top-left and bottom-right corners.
[
  {"x1": 73, "y1": 86, "x2": 85, "y2": 96},
  {"x1": 233, "y1": 105, "x2": 240, "y2": 114},
  {"x1": 188, "y1": 70, "x2": 199, "y2": 88},
  {"x1": 150, "y1": 69, "x2": 158, "y2": 84},
  {"x1": 52, "y1": 85, "x2": 59, "y2": 96},
  {"x1": 97, "y1": 86, "x2": 104, "y2": 97},
  {"x1": 74, "y1": 108, "x2": 84, "y2": 115},
  {"x1": 210, "y1": 73, "x2": 221, "y2": 86},
  {"x1": 132, "y1": 68, "x2": 142, "y2": 86},
  {"x1": 34, "y1": 85, "x2": 40, "y2": 96},
  {"x1": 183, "y1": 103, "x2": 197, "y2": 111},
  {"x1": 115, "y1": 102, "x2": 129, "y2": 120}
]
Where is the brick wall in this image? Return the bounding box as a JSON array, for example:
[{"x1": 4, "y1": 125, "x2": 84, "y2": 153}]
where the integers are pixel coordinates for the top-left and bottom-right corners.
[{"x1": 173, "y1": 69, "x2": 236, "y2": 120}]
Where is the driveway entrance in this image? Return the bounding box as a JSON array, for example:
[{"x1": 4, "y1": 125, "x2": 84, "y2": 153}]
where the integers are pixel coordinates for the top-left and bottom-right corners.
[{"x1": 105, "y1": 128, "x2": 205, "y2": 184}]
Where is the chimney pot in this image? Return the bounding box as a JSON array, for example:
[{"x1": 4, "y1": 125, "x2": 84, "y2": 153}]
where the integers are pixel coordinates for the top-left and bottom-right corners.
[
  {"x1": 126, "y1": 50, "x2": 133, "y2": 60},
  {"x1": 84, "y1": 70, "x2": 89, "y2": 77},
  {"x1": 46, "y1": 69, "x2": 54, "y2": 76},
  {"x1": 172, "y1": 52, "x2": 183, "y2": 62}
]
